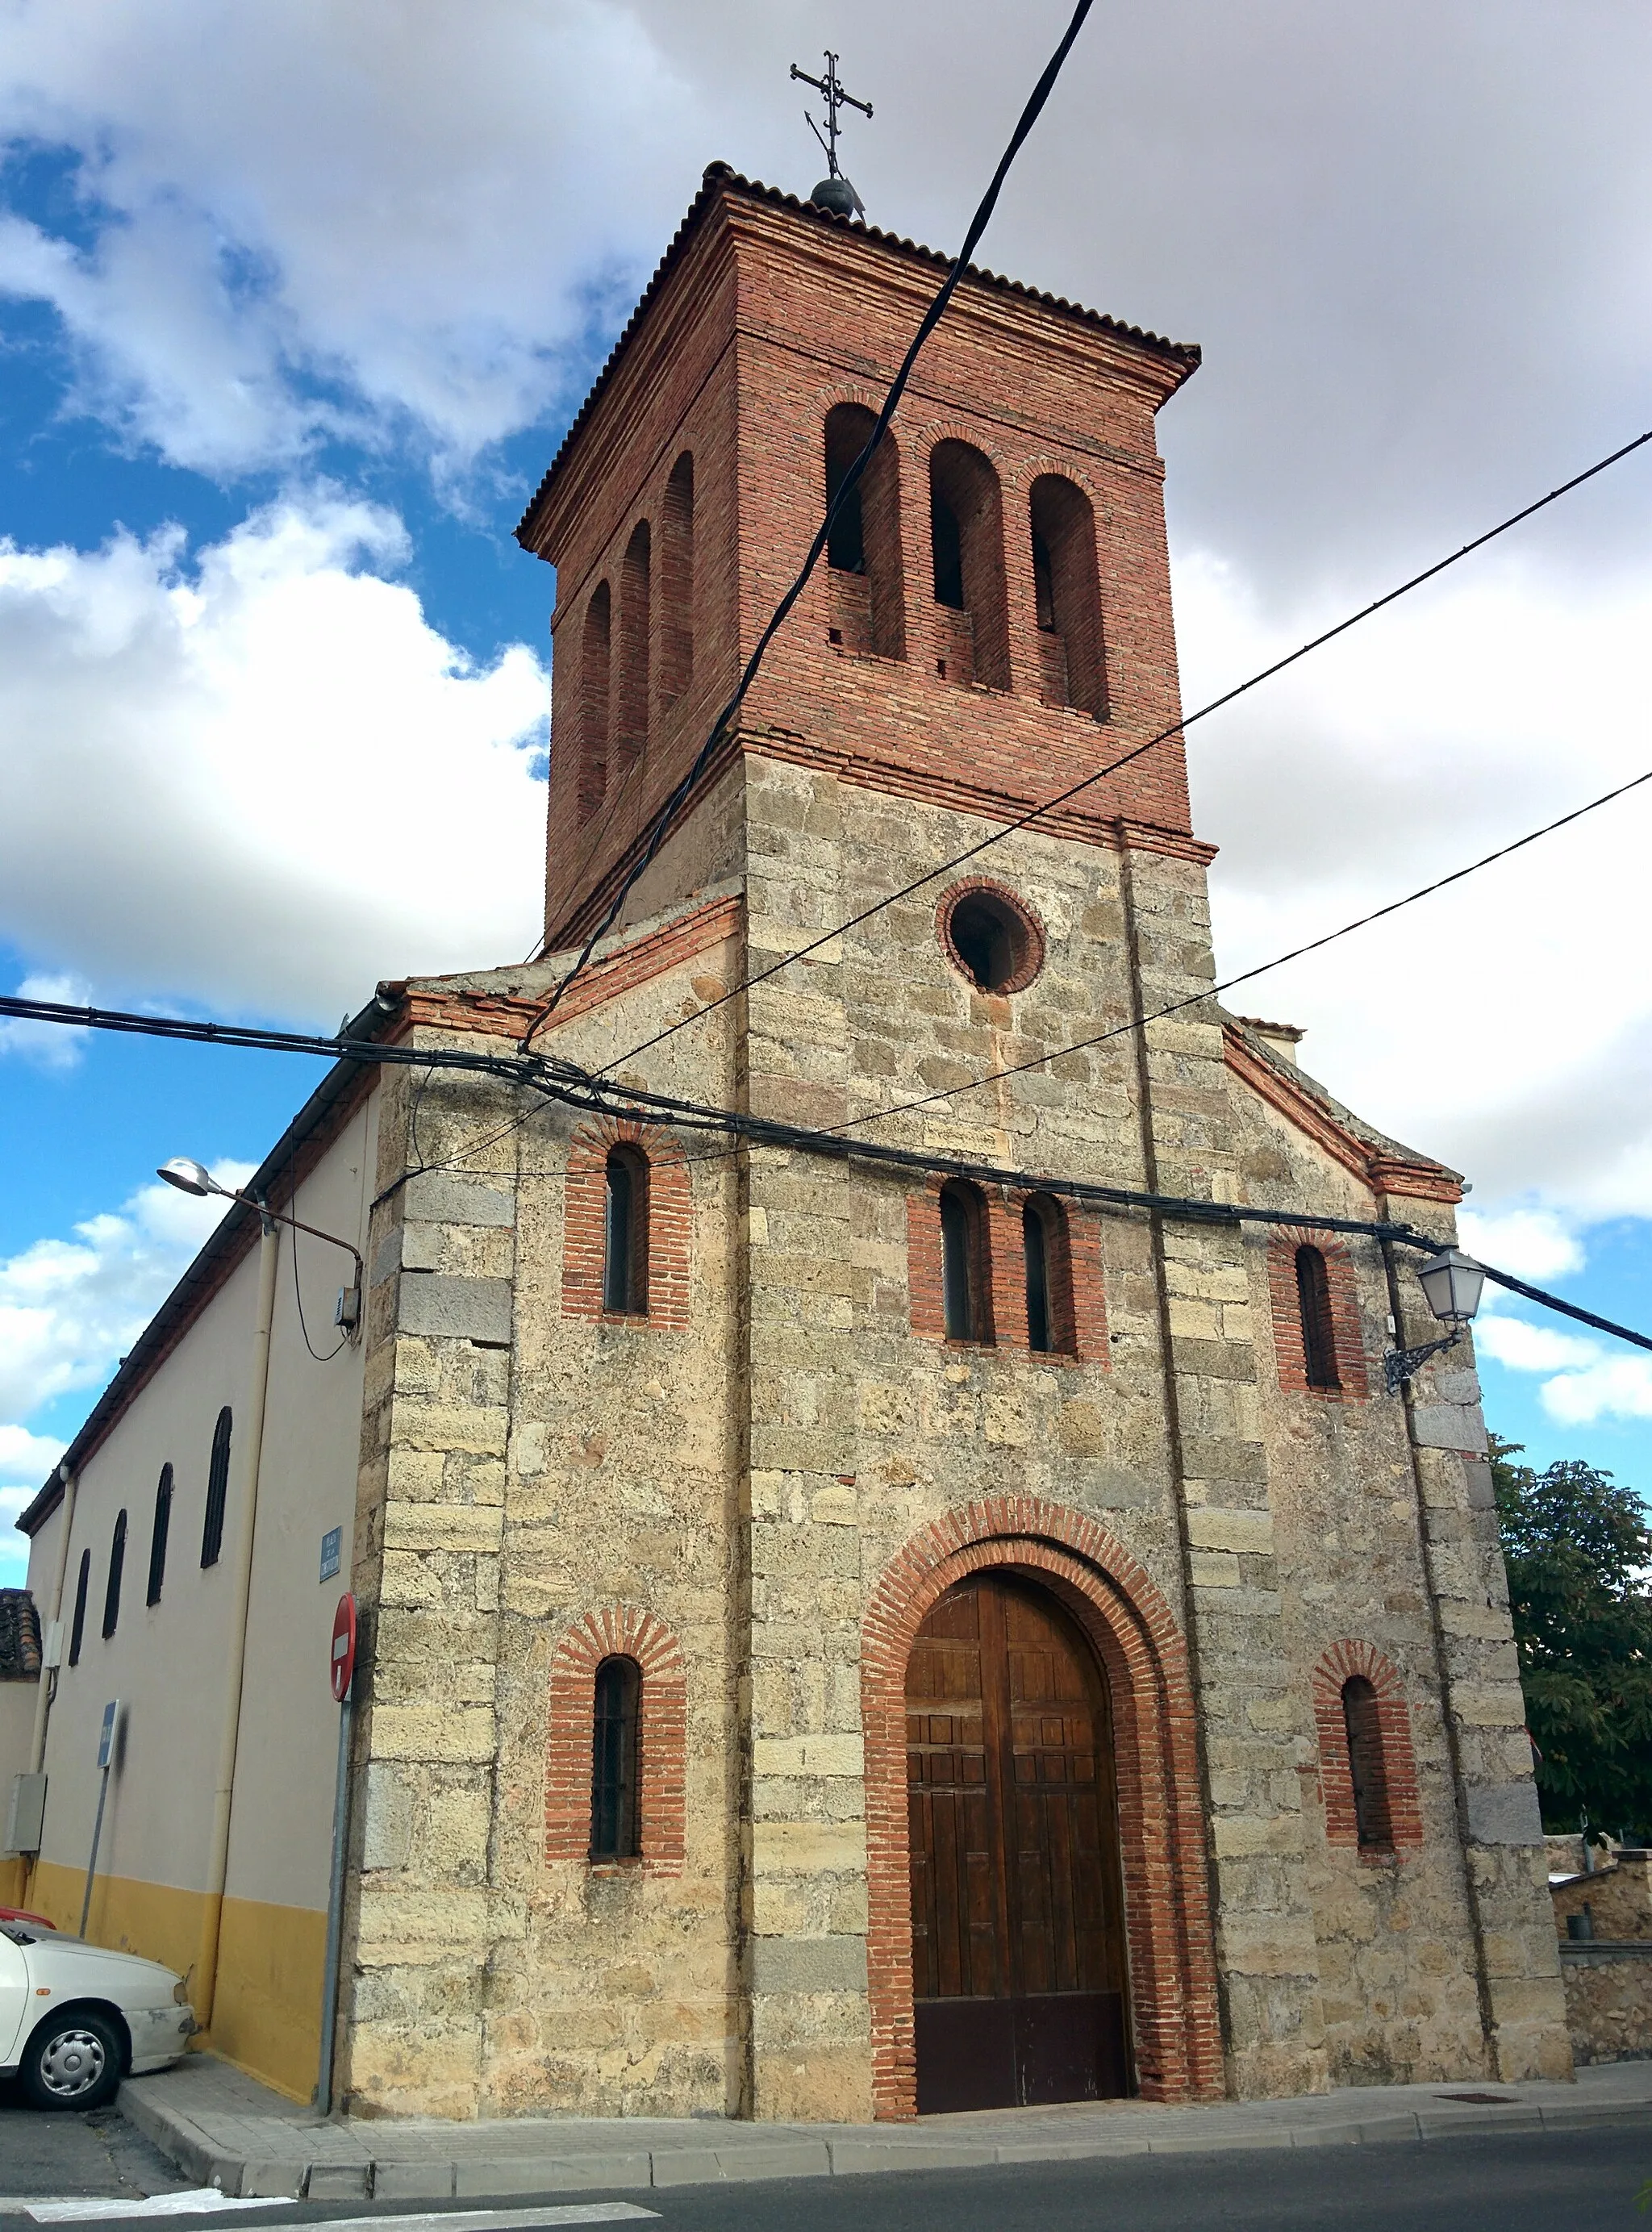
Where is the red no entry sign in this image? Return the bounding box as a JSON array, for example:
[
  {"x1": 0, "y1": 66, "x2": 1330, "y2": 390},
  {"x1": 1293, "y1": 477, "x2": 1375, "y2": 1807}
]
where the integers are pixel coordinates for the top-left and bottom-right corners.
[{"x1": 331, "y1": 1593, "x2": 357, "y2": 1703}]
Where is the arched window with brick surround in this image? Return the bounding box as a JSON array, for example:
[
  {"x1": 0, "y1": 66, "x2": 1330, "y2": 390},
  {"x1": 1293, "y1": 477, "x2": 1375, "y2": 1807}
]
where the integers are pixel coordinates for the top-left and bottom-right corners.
[
  {"x1": 578, "y1": 582, "x2": 611, "y2": 824},
  {"x1": 563, "y1": 1120, "x2": 691, "y2": 1329},
  {"x1": 1311, "y1": 1642, "x2": 1423, "y2": 1859},
  {"x1": 545, "y1": 1608, "x2": 686, "y2": 1873},
  {"x1": 615, "y1": 520, "x2": 651, "y2": 775},
  {"x1": 660, "y1": 453, "x2": 695, "y2": 706},
  {"x1": 939, "y1": 1179, "x2": 991, "y2": 1343},
  {"x1": 602, "y1": 1144, "x2": 649, "y2": 1315},
  {"x1": 1267, "y1": 1229, "x2": 1369, "y2": 1399},
  {"x1": 929, "y1": 440, "x2": 1010, "y2": 690},
  {"x1": 825, "y1": 403, "x2": 905, "y2": 660},
  {"x1": 1028, "y1": 474, "x2": 1106, "y2": 717}
]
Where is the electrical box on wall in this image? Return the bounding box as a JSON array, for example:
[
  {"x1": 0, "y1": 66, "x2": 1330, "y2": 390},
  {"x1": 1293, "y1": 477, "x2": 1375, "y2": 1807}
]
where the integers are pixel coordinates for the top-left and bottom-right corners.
[{"x1": 4, "y1": 1769, "x2": 46, "y2": 1856}]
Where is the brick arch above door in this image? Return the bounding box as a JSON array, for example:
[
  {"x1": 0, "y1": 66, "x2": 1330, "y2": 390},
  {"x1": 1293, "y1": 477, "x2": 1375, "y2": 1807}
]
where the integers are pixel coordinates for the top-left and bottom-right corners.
[{"x1": 860, "y1": 1494, "x2": 1224, "y2": 2118}]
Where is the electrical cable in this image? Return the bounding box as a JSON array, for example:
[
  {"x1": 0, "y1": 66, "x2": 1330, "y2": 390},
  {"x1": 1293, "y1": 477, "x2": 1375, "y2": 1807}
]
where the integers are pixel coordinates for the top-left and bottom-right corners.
[
  {"x1": 784, "y1": 758, "x2": 1652, "y2": 1142},
  {"x1": 287, "y1": 1140, "x2": 348, "y2": 1363},
  {"x1": 596, "y1": 422, "x2": 1652, "y2": 1081},
  {"x1": 519, "y1": 0, "x2": 1099, "y2": 1046}
]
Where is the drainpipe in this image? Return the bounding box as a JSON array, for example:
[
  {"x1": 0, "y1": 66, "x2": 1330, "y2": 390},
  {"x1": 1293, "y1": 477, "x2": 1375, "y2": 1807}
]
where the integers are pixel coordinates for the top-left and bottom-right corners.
[
  {"x1": 27, "y1": 1462, "x2": 78, "y2": 1776},
  {"x1": 21, "y1": 1463, "x2": 78, "y2": 1900},
  {"x1": 194, "y1": 1208, "x2": 281, "y2": 2033}
]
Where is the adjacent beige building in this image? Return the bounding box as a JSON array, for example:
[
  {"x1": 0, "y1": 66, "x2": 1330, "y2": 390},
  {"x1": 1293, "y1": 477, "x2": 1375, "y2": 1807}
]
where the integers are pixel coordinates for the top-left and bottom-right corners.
[{"x1": 6, "y1": 168, "x2": 1571, "y2": 2117}]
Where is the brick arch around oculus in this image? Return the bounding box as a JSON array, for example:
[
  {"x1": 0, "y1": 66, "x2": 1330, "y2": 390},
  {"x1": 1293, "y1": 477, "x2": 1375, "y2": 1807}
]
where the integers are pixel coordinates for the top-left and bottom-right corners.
[
  {"x1": 561, "y1": 1116, "x2": 690, "y2": 1329},
  {"x1": 1310, "y1": 1639, "x2": 1424, "y2": 1859},
  {"x1": 861, "y1": 1495, "x2": 1224, "y2": 2118},
  {"x1": 544, "y1": 1604, "x2": 686, "y2": 1873}
]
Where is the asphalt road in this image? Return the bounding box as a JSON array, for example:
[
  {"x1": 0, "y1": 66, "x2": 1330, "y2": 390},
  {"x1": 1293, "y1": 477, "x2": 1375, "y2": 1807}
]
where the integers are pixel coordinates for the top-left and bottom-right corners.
[
  {"x1": 0, "y1": 2123, "x2": 1646, "y2": 2230},
  {"x1": 0, "y1": 2076, "x2": 190, "y2": 2203}
]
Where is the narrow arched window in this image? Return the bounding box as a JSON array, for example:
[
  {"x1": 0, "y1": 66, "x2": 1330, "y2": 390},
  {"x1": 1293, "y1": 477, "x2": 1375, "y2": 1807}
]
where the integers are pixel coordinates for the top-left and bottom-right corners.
[
  {"x1": 661, "y1": 453, "x2": 695, "y2": 706},
  {"x1": 1341, "y1": 1675, "x2": 1392, "y2": 1848},
  {"x1": 928, "y1": 441, "x2": 1010, "y2": 689},
  {"x1": 590, "y1": 1654, "x2": 642, "y2": 1860},
  {"x1": 1295, "y1": 1245, "x2": 1340, "y2": 1390},
  {"x1": 202, "y1": 1404, "x2": 232, "y2": 1568},
  {"x1": 102, "y1": 1510, "x2": 127, "y2": 1639},
  {"x1": 615, "y1": 519, "x2": 651, "y2": 774},
  {"x1": 1021, "y1": 1195, "x2": 1075, "y2": 1355},
  {"x1": 603, "y1": 1145, "x2": 649, "y2": 1315},
  {"x1": 940, "y1": 1181, "x2": 990, "y2": 1343},
  {"x1": 578, "y1": 582, "x2": 611, "y2": 825},
  {"x1": 1028, "y1": 475, "x2": 1106, "y2": 717},
  {"x1": 147, "y1": 1463, "x2": 173, "y2": 1607},
  {"x1": 825, "y1": 406, "x2": 905, "y2": 659},
  {"x1": 68, "y1": 1549, "x2": 90, "y2": 1667}
]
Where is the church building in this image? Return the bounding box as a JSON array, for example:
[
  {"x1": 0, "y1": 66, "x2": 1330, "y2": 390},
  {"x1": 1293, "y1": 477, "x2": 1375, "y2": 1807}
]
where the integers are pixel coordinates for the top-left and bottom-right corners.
[{"x1": 6, "y1": 164, "x2": 1569, "y2": 2121}]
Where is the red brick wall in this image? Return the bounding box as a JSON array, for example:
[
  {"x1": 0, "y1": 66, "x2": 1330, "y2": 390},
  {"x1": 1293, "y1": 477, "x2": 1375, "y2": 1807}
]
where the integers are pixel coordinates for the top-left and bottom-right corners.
[
  {"x1": 861, "y1": 1495, "x2": 1223, "y2": 2117},
  {"x1": 1310, "y1": 1640, "x2": 1424, "y2": 1859},
  {"x1": 544, "y1": 1605, "x2": 686, "y2": 1874},
  {"x1": 1266, "y1": 1229, "x2": 1370, "y2": 1400},
  {"x1": 908, "y1": 1182, "x2": 1108, "y2": 1362},
  {"x1": 526, "y1": 178, "x2": 1204, "y2": 949},
  {"x1": 562, "y1": 1116, "x2": 691, "y2": 1330}
]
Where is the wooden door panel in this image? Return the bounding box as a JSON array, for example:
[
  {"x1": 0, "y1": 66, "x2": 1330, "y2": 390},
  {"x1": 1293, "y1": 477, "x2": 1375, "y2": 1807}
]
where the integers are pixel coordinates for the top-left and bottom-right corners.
[{"x1": 907, "y1": 1571, "x2": 1131, "y2": 2109}]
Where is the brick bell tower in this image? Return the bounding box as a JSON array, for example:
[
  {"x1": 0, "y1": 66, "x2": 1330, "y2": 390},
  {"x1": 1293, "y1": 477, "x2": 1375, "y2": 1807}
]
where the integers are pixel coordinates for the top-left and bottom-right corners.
[
  {"x1": 516, "y1": 160, "x2": 1206, "y2": 950},
  {"x1": 381, "y1": 161, "x2": 1571, "y2": 2126}
]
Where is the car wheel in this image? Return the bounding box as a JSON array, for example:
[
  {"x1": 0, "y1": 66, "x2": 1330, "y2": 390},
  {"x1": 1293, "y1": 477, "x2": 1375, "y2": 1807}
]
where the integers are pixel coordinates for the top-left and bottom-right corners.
[{"x1": 21, "y1": 2008, "x2": 124, "y2": 2111}]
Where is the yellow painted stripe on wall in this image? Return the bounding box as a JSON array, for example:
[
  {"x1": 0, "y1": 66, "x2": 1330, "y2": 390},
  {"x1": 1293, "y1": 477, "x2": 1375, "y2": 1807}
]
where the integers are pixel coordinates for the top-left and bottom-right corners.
[{"x1": 25, "y1": 1862, "x2": 325, "y2": 2103}]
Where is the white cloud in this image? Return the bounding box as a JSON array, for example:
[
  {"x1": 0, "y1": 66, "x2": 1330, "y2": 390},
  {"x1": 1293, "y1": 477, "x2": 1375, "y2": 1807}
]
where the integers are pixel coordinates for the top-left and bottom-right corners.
[
  {"x1": 1458, "y1": 1208, "x2": 1586, "y2": 1287},
  {"x1": 1541, "y1": 1355, "x2": 1652, "y2": 1428},
  {"x1": 0, "y1": 1161, "x2": 252, "y2": 1428},
  {"x1": 1473, "y1": 1315, "x2": 1599, "y2": 1378},
  {"x1": 1178, "y1": 548, "x2": 1652, "y2": 1226},
  {"x1": 0, "y1": 495, "x2": 546, "y2": 1022},
  {"x1": 0, "y1": 0, "x2": 712, "y2": 471},
  {"x1": 0, "y1": 971, "x2": 92, "y2": 1070}
]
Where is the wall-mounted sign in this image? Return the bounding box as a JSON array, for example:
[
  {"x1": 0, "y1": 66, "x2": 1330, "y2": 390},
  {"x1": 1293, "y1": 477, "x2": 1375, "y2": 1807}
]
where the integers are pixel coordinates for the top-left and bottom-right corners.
[{"x1": 319, "y1": 1526, "x2": 342, "y2": 1583}]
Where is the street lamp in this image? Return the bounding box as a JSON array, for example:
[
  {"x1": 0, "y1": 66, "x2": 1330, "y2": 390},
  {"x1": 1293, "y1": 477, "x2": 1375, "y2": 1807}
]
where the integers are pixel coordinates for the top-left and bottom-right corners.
[
  {"x1": 157, "y1": 1158, "x2": 363, "y2": 1338},
  {"x1": 1384, "y1": 1245, "x2": 1484, "y2": 1395}
]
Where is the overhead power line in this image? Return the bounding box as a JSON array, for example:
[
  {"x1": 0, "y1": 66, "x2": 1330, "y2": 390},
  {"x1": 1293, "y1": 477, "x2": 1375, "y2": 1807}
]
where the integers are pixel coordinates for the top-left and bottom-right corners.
[
  {"x1": 520, "y1": 0, "x2": 1100, "y2": 1045},
  {"x1": 599, "y1": 421, "x2": 1652, "y2": 1080}
]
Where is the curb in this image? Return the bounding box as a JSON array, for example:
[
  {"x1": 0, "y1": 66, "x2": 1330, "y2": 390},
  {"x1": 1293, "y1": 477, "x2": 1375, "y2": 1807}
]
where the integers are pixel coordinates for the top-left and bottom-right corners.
[{"x1": 115, "y1": 2083, "x2": 1652, "y2": 2203}]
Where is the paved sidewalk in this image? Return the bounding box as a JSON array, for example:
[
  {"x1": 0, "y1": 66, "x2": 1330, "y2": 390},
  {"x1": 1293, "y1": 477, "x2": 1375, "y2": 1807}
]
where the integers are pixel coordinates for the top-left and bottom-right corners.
[{"x1": 115, "y1": 2055, "x2": 1652, "y2": 2204}]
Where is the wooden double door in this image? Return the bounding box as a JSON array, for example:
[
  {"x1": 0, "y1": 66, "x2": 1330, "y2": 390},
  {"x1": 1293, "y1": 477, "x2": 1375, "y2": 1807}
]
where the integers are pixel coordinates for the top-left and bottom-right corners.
[{"x1": 906, "y1": 1572, "x2": 1130, "y2": 2111}]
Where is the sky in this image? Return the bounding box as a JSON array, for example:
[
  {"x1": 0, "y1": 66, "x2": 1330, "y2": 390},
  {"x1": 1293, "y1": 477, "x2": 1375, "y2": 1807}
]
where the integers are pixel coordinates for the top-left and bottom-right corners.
[{"x1": 3, "y1": 0, "x2": 1651, "y2": 1585}]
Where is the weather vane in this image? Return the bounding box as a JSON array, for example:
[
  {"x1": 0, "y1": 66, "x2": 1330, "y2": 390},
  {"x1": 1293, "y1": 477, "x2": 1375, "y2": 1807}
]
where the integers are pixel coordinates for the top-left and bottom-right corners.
[{"x1": 790, "y1": 49, "x2": 872, "y2": 218}]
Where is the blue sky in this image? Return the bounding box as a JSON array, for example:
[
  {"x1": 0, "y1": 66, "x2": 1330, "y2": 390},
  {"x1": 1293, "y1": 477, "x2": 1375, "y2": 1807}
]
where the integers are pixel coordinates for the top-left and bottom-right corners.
[{"x1": 3, "y1": 0, "x2": 1651, "y2": 1584}]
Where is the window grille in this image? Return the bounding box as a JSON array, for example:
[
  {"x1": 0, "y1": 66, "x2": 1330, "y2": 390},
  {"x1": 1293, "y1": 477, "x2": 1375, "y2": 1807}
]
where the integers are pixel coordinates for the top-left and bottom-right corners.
[
  {"x1": 202, "y1": 1404, "x2": 233, "y2": 1568},
  {"x1": 603, "y1": 1147, "x2": 649, "y2": 1314},
  {"x1": 101, "y1": 1510, "x2": 127, "y2": 1639},
  {"x1": 1295, "y1": 1245, "x2": 1341, "y2": 1390},
  {"x1": 590, "y1": 1654, "x2": 642, "y2": 1860},
  {"x1": 69, "y1": 1549, "x2": 90, "y2": 1667},
  {"x1": 147, "y1": 1464, "x2": 173, "y2": 1607},
  {"x1": 1341, "y1": 1675, "x2": 1393, "y2": 1848}
]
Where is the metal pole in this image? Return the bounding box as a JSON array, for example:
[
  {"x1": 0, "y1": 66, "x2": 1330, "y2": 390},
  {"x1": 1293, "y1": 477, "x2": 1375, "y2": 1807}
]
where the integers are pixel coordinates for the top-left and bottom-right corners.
[
  {"x1": 79, "y1": 1764, "x2": 110, "y2": 1939},
  {"x1": 315, "y1": 1685, "x2": 353, "y2": 2113}
]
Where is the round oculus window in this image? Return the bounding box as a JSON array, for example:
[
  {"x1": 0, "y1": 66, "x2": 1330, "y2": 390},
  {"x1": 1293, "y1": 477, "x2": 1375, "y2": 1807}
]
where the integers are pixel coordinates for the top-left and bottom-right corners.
[{"x1": 937, "y1": 882, "x2": 1045, "y2": 995}]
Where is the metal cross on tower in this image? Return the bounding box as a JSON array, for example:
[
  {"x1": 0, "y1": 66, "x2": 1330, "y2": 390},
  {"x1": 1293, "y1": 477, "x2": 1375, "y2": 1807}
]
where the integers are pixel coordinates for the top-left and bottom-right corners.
[{"x1": 790, "y1": 49, "x2": 872, "y2": 217}]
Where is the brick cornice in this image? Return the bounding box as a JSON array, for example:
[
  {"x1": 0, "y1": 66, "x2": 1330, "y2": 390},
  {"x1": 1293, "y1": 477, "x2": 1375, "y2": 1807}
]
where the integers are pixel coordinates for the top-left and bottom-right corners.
[
  {"x1": 1224, "y1": 1024, "x2": 1462, "y2": 1204},
  {"x1": 384, "y1": 893, "x2": 742, "y2": 1044}
]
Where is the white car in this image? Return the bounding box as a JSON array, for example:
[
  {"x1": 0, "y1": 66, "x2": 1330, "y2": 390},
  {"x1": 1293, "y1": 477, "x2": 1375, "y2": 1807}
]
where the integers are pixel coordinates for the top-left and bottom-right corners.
[{"x1": 1, "y1": 1918, "x2": 195, "y2": 2109}]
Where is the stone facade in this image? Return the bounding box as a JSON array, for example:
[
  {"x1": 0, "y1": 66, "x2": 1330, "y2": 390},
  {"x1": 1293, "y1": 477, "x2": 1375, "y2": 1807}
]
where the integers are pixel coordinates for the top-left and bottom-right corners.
[{"x1": 321, "y1": 168, "x2": 1568, "y2": 2120}]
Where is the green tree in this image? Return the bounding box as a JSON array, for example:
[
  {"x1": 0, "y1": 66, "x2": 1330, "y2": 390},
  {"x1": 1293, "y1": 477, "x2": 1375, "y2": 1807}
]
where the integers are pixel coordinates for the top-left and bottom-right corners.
[{"x1": 1491, "y1": 1436, "x2": 1652, "y2": 1839}]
